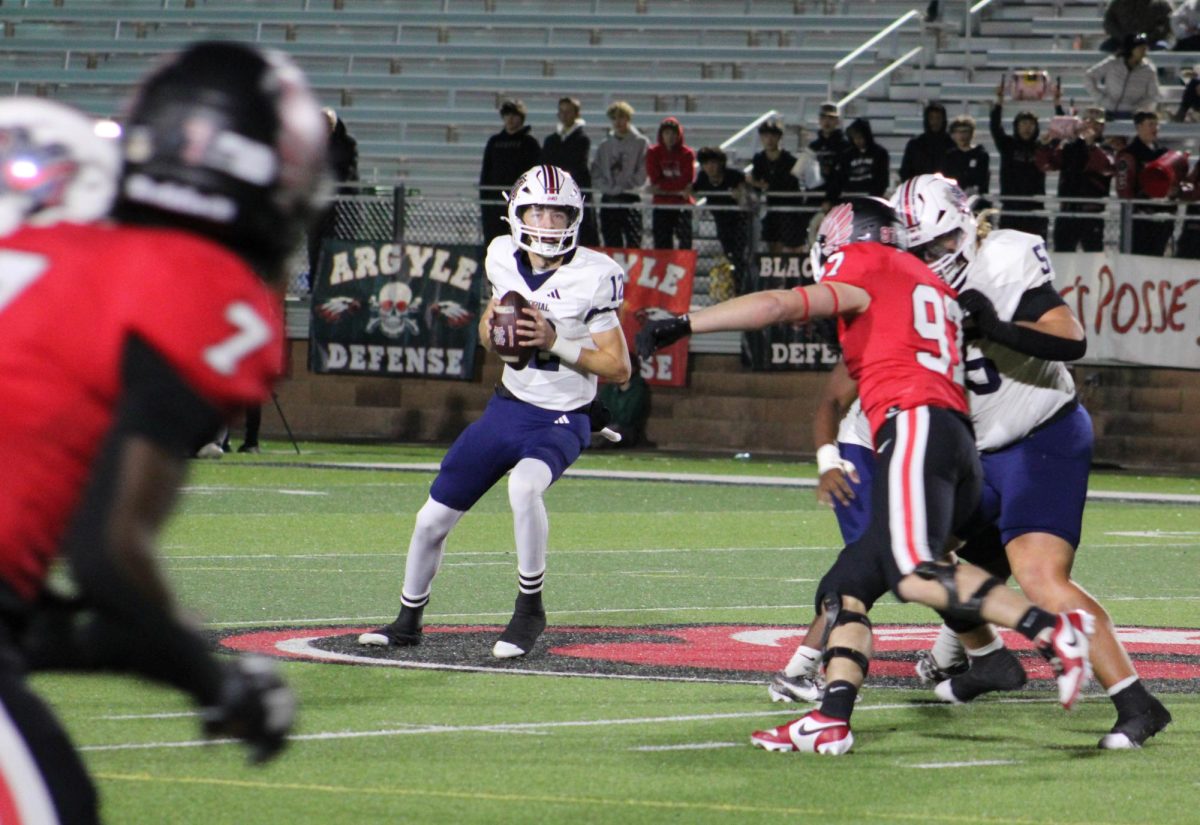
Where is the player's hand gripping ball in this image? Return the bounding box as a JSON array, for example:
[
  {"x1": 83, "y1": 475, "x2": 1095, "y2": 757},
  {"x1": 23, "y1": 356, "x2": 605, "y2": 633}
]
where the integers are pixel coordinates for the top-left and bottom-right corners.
[{"x1": 489, "y1": 291, "x2": 535, "y2": 369}]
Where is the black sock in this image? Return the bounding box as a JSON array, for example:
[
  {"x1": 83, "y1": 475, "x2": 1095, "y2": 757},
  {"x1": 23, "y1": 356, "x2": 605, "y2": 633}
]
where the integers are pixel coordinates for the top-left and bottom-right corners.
[
  {"x1": 515, "y1": 590, "x2": 544, "y2": 615},
  {"x1": 1111, "y1": 680, "x2": 1153, "y2": 719},
  {"x1": 819, "y1": 680, "x2": 858, "y2": 721},
  {"x1": 1015, "y1": 607, "x2": 1056, "y2": 641}
]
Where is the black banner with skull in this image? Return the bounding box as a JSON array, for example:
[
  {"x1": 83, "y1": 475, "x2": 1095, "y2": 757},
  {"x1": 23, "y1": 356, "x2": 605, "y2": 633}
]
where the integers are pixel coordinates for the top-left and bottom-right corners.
[
  {"x1": 740, "y1": 254, "x2": 841, "y2": 372},
  {"x1": 308, "y1": 239, "x2": 482, "y2": 379}
]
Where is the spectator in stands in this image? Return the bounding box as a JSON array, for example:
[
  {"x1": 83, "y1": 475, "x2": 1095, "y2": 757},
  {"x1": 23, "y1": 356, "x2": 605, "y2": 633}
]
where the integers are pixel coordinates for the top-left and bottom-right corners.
[
  {"x1": 1174, "y1": 0, "x2": 1200, "y2": 50},
  {"x1": 748, "y1": 118, "x2": 804, "y2": 254},
  {"x1": 307, "y1": 108, "x2": 359, "y2": 281},
  {"x1": 693, "y1": 145, "x2": 750, "y2": 281},
  {"x1": 826, "y1": 118, "x2": 889, "y2": 201},
  {"x1": 646, "y1": 117, "x2": 696, "y2": 250},
  {"x1": 1175, "y1": 157, "x2": 1200, "y2": 257},
  {"x1": 479, "y1": 99, "x2": 541, "y2": 244},
  {"x1": 595, "y1": 357, "x2": 650, "y2": 449},
  {"x1": 991, "y1": 81, "x2": 1051, "y2": 236},
  {"x1": 1086, "y1": 33, "x2": 1162, "y2": 120},
  {"x1": 542, "y1": 96, "x2": 600, "y2": 247},
  {"x1": 941, "y1": 114, "x2": 990, "y2": 200},
  {"x1": 1175, "y1": 73, "x2": 1200, "y2": 120},
  {"x1": 1116, "y1": 110, "x2": 1174, "y2": 254},
  {"x1": 1040, "y1": 107, "x2": 1117, "y2": 252},
  {"x1": 592, "y1": 100, "x2": 650, "y2": 248},
  {"x1": 1100, "y1": 0, "x2": 1173, "y2": 51},
  {"x1": 806, "y1": 101, "x2": 854, "y2": 211},
  {"x1": 899, "y1": 101, "x2": 952, "y2": 181}
]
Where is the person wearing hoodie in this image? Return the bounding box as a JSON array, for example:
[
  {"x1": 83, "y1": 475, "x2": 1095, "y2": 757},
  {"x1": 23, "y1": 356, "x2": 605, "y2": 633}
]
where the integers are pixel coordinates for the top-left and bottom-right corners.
[
  {"x1": 991, "y1": 82, "x2": 1050, "y2": 236},
  {"x1": 941, "y1": 114, "x2": 990, "y2": 202},
  {"x1": 826, "y1": 117, "x2": 889, "y2": 201},
  {"x1": 480, "y1": 98, "x2": 542, "y2": 244},
  {"x1": 646, "y1": 116, "x2": 696, "y2": 249},
  {"x1": 592, "y1": 100, "x2": 650, "y2": 248},
  {"x1": 542, "y1": 96, "x2": 599, "y2": 247},
  {"x1": 899, "y1": 101, "x2": 953, "y2": 181}
]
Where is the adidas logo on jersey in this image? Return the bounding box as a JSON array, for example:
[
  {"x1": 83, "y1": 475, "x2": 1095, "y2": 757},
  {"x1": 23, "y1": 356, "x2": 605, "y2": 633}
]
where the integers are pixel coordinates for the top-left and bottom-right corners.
[
  {"x1": 547, "y1": 289, "x2": 561, "y2": 300},
  {"x1": 554, "y1": 415, "x2": 570, "y2": 425}
]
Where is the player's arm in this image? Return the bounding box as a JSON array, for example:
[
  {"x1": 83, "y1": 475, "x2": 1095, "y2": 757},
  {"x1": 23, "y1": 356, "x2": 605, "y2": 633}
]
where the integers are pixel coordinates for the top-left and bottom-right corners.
[
  {"x1": 59, "y1": 335, "x2": 293, "y2": 763},
  {"x1": 958, "y1": 282, "x2": 1086, "y2": 361},
  {"x1": 813, "y1": 360, "x2": 861, "y2": 508},
  {"x1": 520, "y1": 307, "x2": 632, "y2": 383},
  {"x1": 636, "y1": 282, "x2": 868, "y2": 356}
]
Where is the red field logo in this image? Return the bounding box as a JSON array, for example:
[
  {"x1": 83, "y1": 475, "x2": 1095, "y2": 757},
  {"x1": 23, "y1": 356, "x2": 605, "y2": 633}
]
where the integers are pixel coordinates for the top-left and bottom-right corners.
[{"x1": 218, "y1": 623, "x2": 1200, "y2": 692}]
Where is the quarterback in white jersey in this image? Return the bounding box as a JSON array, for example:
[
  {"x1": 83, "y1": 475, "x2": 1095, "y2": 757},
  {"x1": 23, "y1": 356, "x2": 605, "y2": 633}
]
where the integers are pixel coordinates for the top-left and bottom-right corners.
[
  {"x1": 361, "y1": 165, "x2": 631, "y2": 660},
  {"x1": 892, "y1": 174, "x2": 1170, "y2": 749}
]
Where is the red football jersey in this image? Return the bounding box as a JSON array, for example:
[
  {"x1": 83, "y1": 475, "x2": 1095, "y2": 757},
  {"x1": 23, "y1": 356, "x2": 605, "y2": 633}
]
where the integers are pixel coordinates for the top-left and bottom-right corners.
[
  {"x1": 0, "y1": 223, "x2": 284, "y2": 601},
  {"x1": 816, "y1": 241, "x2": 967, "y2": 438}
]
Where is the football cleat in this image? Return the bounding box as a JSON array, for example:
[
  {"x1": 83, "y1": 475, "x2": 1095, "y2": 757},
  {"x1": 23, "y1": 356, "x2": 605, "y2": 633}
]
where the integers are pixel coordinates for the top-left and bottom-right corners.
[
  {"x1": 914, "y1": 649, "x2": 969, "y2": 686},
  {"x1": 357, "y1": 607, "x2": 423, "y2": 647},
  {"x1": 492, "y1": 608, "x2": 547, "y2": 659},
  {"x1": 750, "y1": 711, "x2": 854, "y2": 755},
  {"x1": 932, "y1": 648, "x2": 1027, "y2": 704},
  {"x1": 1035, "y1": 609, "x2": 1095, "y2": 710},
  {"x1": 195, "y1": 442, "x2": 224, "y2": 459},
  {"x1": 1098, "y1": 696, "x2": 1172, "y2": 750},
  {"x1": 767, "y1": 670, "x2": 826, "y2": 703}
]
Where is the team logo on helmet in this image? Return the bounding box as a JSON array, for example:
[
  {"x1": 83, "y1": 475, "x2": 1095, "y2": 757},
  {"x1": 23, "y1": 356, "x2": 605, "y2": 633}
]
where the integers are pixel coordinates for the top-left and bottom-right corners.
[{"x1": 505, "y1": 164, "x2": 584, "y2": 258}]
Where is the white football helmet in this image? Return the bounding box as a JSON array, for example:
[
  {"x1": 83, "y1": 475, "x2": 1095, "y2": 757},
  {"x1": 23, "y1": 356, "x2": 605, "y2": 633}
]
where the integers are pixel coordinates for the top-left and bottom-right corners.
[
  {"x1": 505, "y1": 164, "x2": 583, "y2": 258},
  {"x1": 0, "y1": 97, "x2": 119, "y2": 236},
  {"x1": 890, "y1": 173, "x2": 977, "y2": 289}
]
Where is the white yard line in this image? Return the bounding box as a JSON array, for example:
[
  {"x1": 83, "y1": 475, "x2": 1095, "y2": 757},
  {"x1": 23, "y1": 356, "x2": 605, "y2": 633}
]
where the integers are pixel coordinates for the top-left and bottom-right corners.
[
  {"x1": 81, "y1": 698, "x2": 1058, "y2": 753},
  {"x1": 907, "y1": 760, "x2": 1019, "y2": 769}
]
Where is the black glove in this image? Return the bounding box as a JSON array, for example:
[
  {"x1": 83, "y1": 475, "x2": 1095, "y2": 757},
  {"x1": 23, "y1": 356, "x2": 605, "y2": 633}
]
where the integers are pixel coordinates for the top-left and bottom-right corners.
[
  {"x1": 635, "y1": 313, "x2": 691, "y2": 360},
  {"x1": 957, "y1": 289, "x2": 1000, "y2": 337},
  {"x1": 586, "y1": 397, "x2": 613, "y2": 432},
  {"x1": 201, "y1": 655, "x2": 296, "y2": 764}
]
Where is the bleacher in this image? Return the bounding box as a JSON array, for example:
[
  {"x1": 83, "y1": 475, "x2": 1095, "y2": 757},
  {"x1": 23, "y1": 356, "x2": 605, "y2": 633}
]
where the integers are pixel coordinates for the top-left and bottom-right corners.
[{"x1": 0, "y1": 0, "x2": 1195, "y2": 194}]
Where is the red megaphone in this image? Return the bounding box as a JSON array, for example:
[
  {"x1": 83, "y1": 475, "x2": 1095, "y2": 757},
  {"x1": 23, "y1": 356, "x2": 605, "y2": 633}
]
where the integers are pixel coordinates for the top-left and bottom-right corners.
[{"x1": 1140, "y1": 150, "x2": 1189, "y2": 198}]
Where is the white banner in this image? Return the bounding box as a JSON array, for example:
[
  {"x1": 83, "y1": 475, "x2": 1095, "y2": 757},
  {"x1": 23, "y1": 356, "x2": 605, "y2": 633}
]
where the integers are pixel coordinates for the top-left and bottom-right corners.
[{"x1": 1052, "y1": 252, "x2": 1200, "y2": 369}]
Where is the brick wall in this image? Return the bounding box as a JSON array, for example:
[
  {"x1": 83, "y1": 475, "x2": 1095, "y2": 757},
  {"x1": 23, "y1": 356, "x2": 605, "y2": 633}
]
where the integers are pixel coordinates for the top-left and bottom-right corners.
[{"x1": 267, "y1": 342, "x2": 1200, "y2": 472}]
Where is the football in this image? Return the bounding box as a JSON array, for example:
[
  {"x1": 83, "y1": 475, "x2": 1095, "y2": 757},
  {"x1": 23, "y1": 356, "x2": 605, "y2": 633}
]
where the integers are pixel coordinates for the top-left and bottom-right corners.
[{"x1": 489, "y1": 290, "x2": 535, "y2": 369}]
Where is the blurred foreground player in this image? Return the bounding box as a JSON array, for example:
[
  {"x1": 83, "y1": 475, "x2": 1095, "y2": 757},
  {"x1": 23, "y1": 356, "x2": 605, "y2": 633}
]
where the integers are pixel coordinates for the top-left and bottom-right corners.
[
  {"x1": 639, "y1": 198, "x2": 1094, "y2": 755},
  {"x1": 0, "y1": 43, "x2": 328, "y2": 822},
  {"x1": 361, "y1": 165, "x2": 631, "y2": 658}
]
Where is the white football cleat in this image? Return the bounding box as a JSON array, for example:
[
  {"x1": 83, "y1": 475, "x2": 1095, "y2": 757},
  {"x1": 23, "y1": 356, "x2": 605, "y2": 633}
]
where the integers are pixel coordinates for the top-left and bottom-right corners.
[
  {"x1": 491, "y1": 640, "x2": 528, "y2": 659},
  {"x1": 767, "y1": 670, "x2": 825, "y2": 703},
  {"x1": 1036, "y1": 609, "x2": 1095, "y2": 710},
  {"x1": 750, "y1": 711, "x2": 854, "y2": 755}
]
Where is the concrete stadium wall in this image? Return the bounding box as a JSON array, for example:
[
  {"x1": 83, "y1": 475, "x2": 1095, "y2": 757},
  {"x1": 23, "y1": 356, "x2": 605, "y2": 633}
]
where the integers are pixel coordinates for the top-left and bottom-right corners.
[{"x1": 266, "y1": 341, "x2": 1200, "y2": 472}]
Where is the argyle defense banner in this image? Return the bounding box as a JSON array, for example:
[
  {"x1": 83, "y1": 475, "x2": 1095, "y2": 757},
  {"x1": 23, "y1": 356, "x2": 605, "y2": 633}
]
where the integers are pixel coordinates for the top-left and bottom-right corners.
[
  {"x1": 597, "y1": 247, "x2": 697, "y2": 388},
  {"x1": 1055, "y1": 251, "x2": 1200, "y2": 369},
  {"x1": 740, "y1": 254, "x2": 841, "y2": 371},
  {"x1": 309, "y1": 239, "x2": 482, "y2": 379}
]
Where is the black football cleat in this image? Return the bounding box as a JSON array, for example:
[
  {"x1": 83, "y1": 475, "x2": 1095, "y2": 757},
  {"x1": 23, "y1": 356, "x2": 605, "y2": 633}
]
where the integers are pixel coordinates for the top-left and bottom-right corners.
[
  {"x1": 1099, "y1": 697, "x2": 1172, "y2": 749},
  {"x1": 934, "y1": 647, "x2": 1028, "y2": 704},
  {"x1": 357, "y1": 606, "x2": 423, "y2": 647},
  {"x1": 493, "y1": 608, "x2": 547, "y2": 659}
]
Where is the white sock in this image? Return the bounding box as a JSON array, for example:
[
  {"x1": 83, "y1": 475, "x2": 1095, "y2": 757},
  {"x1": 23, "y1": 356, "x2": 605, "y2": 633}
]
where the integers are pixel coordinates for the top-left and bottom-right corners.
[
  {"x1": 1106, "y1": 675, "x2": 1139, "y2": 696},
  {"x1": 932, "y1": 624, "x2": 968, "y2": 669},
  {"x1": 508, "y1": 458, "x2": 553, "y2": 585},
  {"x1": 784, "y1": 645, "x2": 822, "y2": 678},
  {"x1": 965, "y1": 631, "x2": 1004, "y2": 658},
  {"x1": 400, "y1": 497, "x2": 464, "y2": 601}
]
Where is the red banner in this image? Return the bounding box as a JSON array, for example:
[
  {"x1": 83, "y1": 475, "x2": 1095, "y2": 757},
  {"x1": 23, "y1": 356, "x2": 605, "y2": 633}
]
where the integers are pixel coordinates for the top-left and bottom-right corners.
[{"x1": 596, "y1": 248, "x2": 696, "y2": 387}]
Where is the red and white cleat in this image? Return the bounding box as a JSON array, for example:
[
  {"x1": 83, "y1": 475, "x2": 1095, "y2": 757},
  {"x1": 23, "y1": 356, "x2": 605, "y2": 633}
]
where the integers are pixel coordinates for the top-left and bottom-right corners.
[
  {"x1": 750, "y1": 711, "x2": 854, "y2": 755},
  {"x1": 1036, "y1": 609, "x2": 1095, "y2": 710}
]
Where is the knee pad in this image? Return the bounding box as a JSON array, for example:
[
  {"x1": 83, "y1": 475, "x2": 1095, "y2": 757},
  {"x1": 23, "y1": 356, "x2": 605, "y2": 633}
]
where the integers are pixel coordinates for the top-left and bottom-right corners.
[
  {"x1": 818, "y1": 591, "x2": 872, "y2": 650},
  {"x1": 913, "y1": 561, "x2": 1002, "y2": 626}
]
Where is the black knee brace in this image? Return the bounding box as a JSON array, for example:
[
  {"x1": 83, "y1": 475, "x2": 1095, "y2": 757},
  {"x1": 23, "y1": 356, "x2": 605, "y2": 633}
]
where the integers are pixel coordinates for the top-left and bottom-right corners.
[
  {"x1": 913, "y1": 561, "x2": 1003, "y2": 626},
  {"x1": 817, "y1": 591, "x2": 873, "y2": 676}
]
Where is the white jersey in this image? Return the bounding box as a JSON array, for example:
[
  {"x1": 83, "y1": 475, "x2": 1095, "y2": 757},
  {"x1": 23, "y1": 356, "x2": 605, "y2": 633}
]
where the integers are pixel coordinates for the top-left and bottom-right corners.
[
  {"x1": 962, "y1": 229, "x2": 1077, "y2": 451},
  {"x1": 836, "y1": 398, "x2": 873, "y2": 450},
  {"x1": 486, "y1": 236, "x2": 624, "y2": 411}
]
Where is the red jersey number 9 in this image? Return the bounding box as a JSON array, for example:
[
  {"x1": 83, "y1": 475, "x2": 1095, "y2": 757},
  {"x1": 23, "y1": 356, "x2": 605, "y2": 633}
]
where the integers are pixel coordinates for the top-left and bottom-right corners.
[{"x1": 912, "y1": 284, "x2": 964, "y2": 384}]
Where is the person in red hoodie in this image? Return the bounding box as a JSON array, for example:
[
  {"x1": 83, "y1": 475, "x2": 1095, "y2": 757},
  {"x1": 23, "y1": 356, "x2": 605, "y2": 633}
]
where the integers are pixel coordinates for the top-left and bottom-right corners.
[{"x1": 646, "y1": 116, "x2": 696, "y2": 249}]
